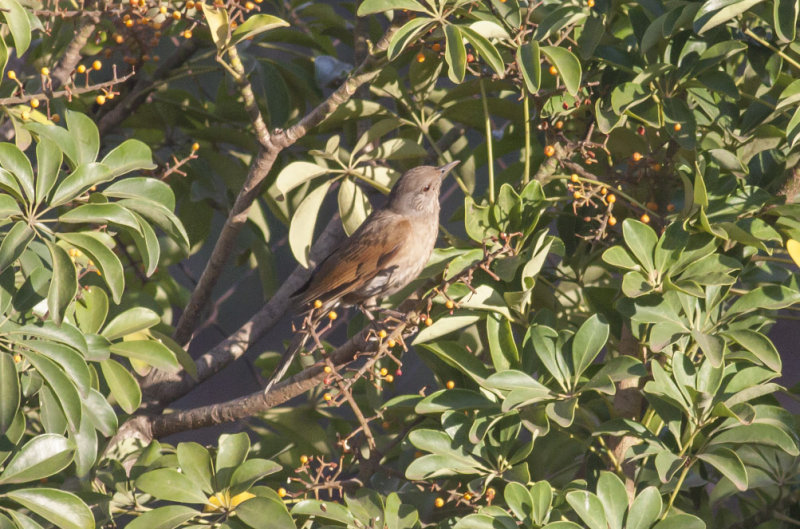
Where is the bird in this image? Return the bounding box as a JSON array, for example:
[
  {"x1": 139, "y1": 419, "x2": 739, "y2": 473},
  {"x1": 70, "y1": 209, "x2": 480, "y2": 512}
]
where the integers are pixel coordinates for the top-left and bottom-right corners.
[{"x1": 264, "y1": 160, "x2": 460, "y2": 394}]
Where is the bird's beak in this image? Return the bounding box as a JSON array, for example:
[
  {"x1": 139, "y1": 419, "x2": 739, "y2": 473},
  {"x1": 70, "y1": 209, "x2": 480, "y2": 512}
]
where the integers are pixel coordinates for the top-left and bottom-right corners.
[{"x1": 438, "y1": 160, "x2": 460, "y2": 178}]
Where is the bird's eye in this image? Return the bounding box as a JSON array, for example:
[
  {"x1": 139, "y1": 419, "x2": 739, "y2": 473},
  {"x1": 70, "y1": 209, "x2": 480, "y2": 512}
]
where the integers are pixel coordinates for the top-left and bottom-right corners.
[{"x1": 423, "y1": 184, "x2": 431, "y2": 192}]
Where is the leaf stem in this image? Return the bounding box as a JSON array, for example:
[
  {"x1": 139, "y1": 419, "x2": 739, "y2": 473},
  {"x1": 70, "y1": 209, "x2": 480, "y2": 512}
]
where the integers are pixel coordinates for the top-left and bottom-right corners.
[
  {"x1": 479, "y1": 78, "x2": 495, "y2": 204},
  {"x1": 523, "y1": 88, "x2": 531, "y2": 186},
  {"x1": 662, "y1": 459, "x2": 693, "y2": 518},
  {"x1": 744, "y1": 29, "x2": 800, "y2": 71}
]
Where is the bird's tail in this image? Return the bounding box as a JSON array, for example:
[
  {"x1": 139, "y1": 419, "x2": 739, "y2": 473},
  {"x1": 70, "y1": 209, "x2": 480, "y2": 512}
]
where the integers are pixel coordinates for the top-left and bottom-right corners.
[{"x1": 263, "y1": 330, "x2": 311, "y2": 394}]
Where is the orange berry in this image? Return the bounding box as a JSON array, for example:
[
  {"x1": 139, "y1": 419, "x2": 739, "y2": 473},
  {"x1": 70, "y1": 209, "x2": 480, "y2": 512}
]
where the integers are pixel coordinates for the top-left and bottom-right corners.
[
  {"x1": 328, "y1": 311, "x2": 337, "y2": 321},
  {"x1": 588, "y1": 0, "x2": 595, "y2": 6},
  {"x1": 570, "y1": 173, "x2": 579, "y2": 183},
  {"x1": 573, "y1": 191, "x2": 582, "y2": 200},
  {"x1": 608, "y1": 215, "x2": 617, "y2": 226},
  {"x1": 313, "y1": 299, "x2": 322, "y2": 309},
  {"x1": 92, "y1": 60, "x2": 102, "y2": 70},
  {"x1": 446, "y1": 380, "x2": 455, "y2": 389},
  {"x1": 416, "y1": 53, "x2": 425, "y2": 63},
  {"x1": 432, "y1": 43, "x2": 441, "y2": 52},
  {"x1": 673, "y1": 123, "x2": 682, "y2": 132},
  {"x1": 607, "y1": 194, "x2": 616, "y2": 203},
  {"x1": 632, "y1": 152, "x2": 643, "y2": 162},
  {"x1": 299, "y1": 455, "x2": 308, "y2": 464},
  {"x1": 186, "y1": 0, "x2": 196, "y2": 7},
  {"x1": 191, "y1": 142, "x2": 200, "y2": 151},
  {"x1": 544, "y1": 145, "x2": 555, "y2": 157},
  {"x1": 387, "y1": 339, "x2": 396, "y2": 348},
  {"x1": 245, "y1": 1, "x2": 254, "y2": 8},
  {"x1": 124, "y1": 18, "x2": 134, "y2": 27},
  {"x1": 667, "y1": 203, "x2": 676, "y2": 212},
  {"x1": 95, "y1": 95, "x2": 106, "y2": 105},
  {"x1": 21, "y1": 110, "x2": 30, "y2": 121},
  {"x1": 466, "y1": 53, "x2": 475, "y2": 63},
  {"x1": 29, "y1": 99, "x2": 40, "y2": 108},
  {"x1": 463, "y1": 493, "x2": 472, "y2": 501},
  {"x1": 277, "y1": 487, "x2": 287, "y2": 497},
  {"x1": 183, "y1": 29, "x2": 193, "y2": 38},
  {"x1": 378, "y1": 329, "x2": 387, "y2": 339},
  {"x1": 434, "y1": 498, "x2": 445, "y2": 508},
  {"x1": 424, "y1": 317, "x2": 433, "y2": 326},
  {"x1": 555, "y1": 120, "x2": 564, "y2": 129},
  {"x1": 640, "y1": 213, "x2": 650, "y2": 223},
  {"x1": 115, "y1": 34, "x2": 124, "y2": 44},
  {"x1": 77, "y1": 64, "x2": 86, "y2": 74},
  {"x1": 51, "y1": 114, "x2": 60, "y2": 123},
  {"x1": 173, "y1": 10, "x2": 181, "y2": 19},
  {"x1": 549, "y1": 65, "x2": 558, "y2": 75},
  {"x1": 646, "y1": 201, "x2": 659, "y2": 211},
  {"x1": 600, "y1": 187, "x2": 607, "y2": 195},
  {"x1": 159, "y1": 5, "x2": 167, "y2": 12},
  {"x1": 385, "y1": 374, "x2": 394, "y2": 383},
  {"x1": 445, "y1": 300, "x2": 454, "y2": 309}
]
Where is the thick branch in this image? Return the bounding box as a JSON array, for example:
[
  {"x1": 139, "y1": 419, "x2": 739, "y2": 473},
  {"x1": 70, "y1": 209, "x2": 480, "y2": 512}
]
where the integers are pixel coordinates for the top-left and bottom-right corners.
[
  {"x1": 225, "y1": 44, "x2": 270, "y2": 145},
  {"x1": 50, "y1": 16, "x2": 98, "y2": 89},
  {"x1": 140, "y1": 216, "x2": 345, "y2": 406},
  {"x1": 172, "y1": 26, "x2": 397, "y2": 345},
  {"x1": 0, "y1": 71, "x2": 135, "y2": 106},
  {"x1": 98, "y1": 39, "x2": 199, "y2": 134}
]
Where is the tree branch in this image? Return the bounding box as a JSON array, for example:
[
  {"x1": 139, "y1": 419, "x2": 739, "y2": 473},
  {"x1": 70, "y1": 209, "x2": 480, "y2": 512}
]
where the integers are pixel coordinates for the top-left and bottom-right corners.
[
  {"x1": 172, "y1": 26, "x2": 398, "y2": 345},
  {"x1": 50, "y1": 16, "x2": 98, "y2": 89},
  {"x1": 0, "y1": 70, "x2": 135, "y2": 106}
]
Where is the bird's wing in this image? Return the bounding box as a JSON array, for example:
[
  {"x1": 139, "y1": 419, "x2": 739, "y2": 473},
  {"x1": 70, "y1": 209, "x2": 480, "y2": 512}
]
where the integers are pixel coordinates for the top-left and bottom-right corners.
[{"x1": 292, "y1": 212, "x2": 411, "y2": 308}]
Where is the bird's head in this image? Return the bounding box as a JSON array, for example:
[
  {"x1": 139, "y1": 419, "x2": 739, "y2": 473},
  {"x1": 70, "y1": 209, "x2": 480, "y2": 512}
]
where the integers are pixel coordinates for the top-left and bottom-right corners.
[{"x1": 387, "y1": 160, "x2": 460, "y2": 215}]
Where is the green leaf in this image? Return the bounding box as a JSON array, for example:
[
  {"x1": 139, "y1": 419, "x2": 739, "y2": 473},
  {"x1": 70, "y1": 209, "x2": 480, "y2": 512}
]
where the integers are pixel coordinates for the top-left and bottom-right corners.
[
  {"x1": 415, "y1": 389, "x2": 496, "y2": 413},
  {"x1": 19, "y1": 339, "x2": 91, "y2": 394},
  {"x1": 66, "y1": 110, "x2": 100, "y2": 166},
  {"x1": 57, "y1": 232, "x2": 125, "y2": 304},
  {"x1": 627, "y1": 486, "x2": 662, "y2": 529},
  {"x1": 44, "y1": 241, "x2": 77, "y2": 325},
  {"x1": 697, "y1": 446, "x2": 747, "y2": 491},
  {"x1": 83, "y1": 388, "x2": 118, "y2": 436},
  {"x1": 102, "y1": 307, "x2": 161, "y2": 340},
  {"x1": 486, "y1": 313, "x2": 519, "y2": 371},
  {"x1": 0, "y1": 434, "x2": 73, "y2": 485},
  {"x1": 201, "y1": 3, "x2": 229, "y2": 49},
  {"x1": 692, "y1": 330, "x2": 724, "y2": 367},
  {"x1": 0, "y1": 353, "x2": 20, "y2": 436},
  {"x1": 652, "y1": 514, "x2": 706, "y2": 529},
  {"x1": 99, "y1": 139, "x2": 157, "y2": 178},
  {"x1": 460, "y1": 26, "x2": 505, "y2": 77},
  {"x1": 357, "y1": 0, "x2": 427, "y2": 15},
  {"x1": 100, "y1": 358, "x2": 141, "y2": 414},
  {"x1": 103, "y1": 177, "x2": 175, "y2": 209},
  {"x1": 49, "y1": 163, "x2": 112, "y2": 207},
  {"x1": 237, "y1": 496, "x2": 296, "y2": 528},
  {"x1": 504, "y1": 482, "x2": 533, "y2": 524},
  {"x1": 369, "y1": 138, "x2": 427, "y2": 160},
  {"x1": 623, "y1": 219, "x2": 657, "y2": 272},
  {"x1": 289, "y1": 181, "x2": 332, "y2": 268},
  {"x1": 723, "y1": 329, "x2": 781, "y2": 372},
  {"x1": 35, "y1": 138, "x2": 62, "y2": 205},
  {"x1": 128, "y1": 211, "x2": 161, "y2": 276},
  {"x1": 529, "y1": 481, "x2": 552, "y2": 525},
  {"x1": 0, "y1": 194, "x2": 20, "y2": 220},
  {"x1": 74, "y1": 285, "x2": 108, "y2": 335},
  {"x1": 22, "y1": 351, "x2": 82, "y2": 430},
  {"x1": 231, "y1": 14, "x2": 289, "y2": 45},
  {"x1": 26, "y1": 123, "x2": 78, "y2": 168},
  {"x1": 572, "y1": 314, "x2": 609, "y2": 378},
  {"x1": 274, "y1": 161, "x2": 330, "y2": 199},
  {"x1": 387, "y1": 17, "x2": 431, "y2": 60},
  {"x1": 337, "y1": 177, "x2": 371, "y2": 236},
  {"x1": 775, "y1": 0, "x2": 799, "y2": 43},
  {"x1": 693, "y1": 0, "x2": 766, "y2": 34},
  {"x1": 0, "y1": 0, "x2": 31, "y2": 54},
  {"x1": 727, "y1": 285, "x2": 800, "y2": 315},
  {"x1": 516, "y1": 41, "x2": 541, "y2": 93},
  {"x1": 216, "y1": 432, "x2": 251, "y2": 488},
  {"x1": 14, "y1": 321, "x2": 88, "y2": 356},
  {"x1": 292, "y1": 499, "x2": 355, "y2": 525},
  {"x1": 0, "y1": 221, "x2": 34, "y2": 273},
  {"x1": 413, "y1": 314, "x2": 481, "y2": 344},
  {"x1": 230, "y1": 458, "x2": 281, "y2": 493},
  {"x1": 603, "y1": 246, "x2": 640, "y2": 270},
  {"x1": 136, "y1": 468, "x2": 210, "y2": 504},
  {"x1": 565, "y1": 491, "x2": 607, "y2": 529},
  {"x1": 117, "y1": 198, "x2": 189, "y2": 250},
  {"x1": 710, "y1": 423, "x2": 798, "y2": 455},
  {"x1": 541, "y1": 46, "x2": 582, "y2": 96},
  {"x1": 176, "y1": 442, "x2": 215, "y2": 494},
  {"x1": 444, "y1": 25, "x2": 467, "y2": 84},
  {"x1": 125, "y1": 505, "x2": 200, "y2": 529},
  {"x1": 6, "y1": 488, "x2": 94, "y2": 529},
  {"x1": 59, "y1": 203, "x2": 143, "y2": 233},
  {"x1": 0, "y1": 142, "x2": 34, "y2": 201},
  {"x1": 597, "y1": 472, "x2": 627, "y2": 529},
  {"x1": 110, "y1": 340, "x2": 180, "y2": 372}
]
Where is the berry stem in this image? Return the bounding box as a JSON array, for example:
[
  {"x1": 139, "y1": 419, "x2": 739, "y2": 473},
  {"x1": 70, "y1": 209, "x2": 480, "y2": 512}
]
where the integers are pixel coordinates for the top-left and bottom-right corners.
[{"x1": 479, "y1": 78, "x2": 495, "y2": 204}]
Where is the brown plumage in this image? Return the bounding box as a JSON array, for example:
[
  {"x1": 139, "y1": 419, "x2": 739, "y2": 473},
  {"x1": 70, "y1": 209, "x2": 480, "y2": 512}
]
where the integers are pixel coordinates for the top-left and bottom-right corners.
[{"x1": 264, "y1": 160, "x2": 460, "y2": 393}]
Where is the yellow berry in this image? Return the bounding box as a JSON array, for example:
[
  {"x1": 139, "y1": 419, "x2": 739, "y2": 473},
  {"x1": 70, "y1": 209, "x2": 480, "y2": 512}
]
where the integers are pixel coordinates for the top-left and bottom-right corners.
[
  {"x1": 7, "y1": 70, "x2": 16, "y2": 80},
  {"x1": 245, "y1": 1, "x2": 254, "y2": 8},
  {"x1": 445, "y1": 300, "x2": 454, "y2": 309},
  {"x1": 186, "y1": 0, "x2": 195, "y2": 7},
  {"x1": 277, "y1": 487, "x2": 287, "y2": 498},
  {"x1": 21, "y1": 110, "x2": 30, "y2": 121},
  {"x1": 640, "y1": 213, "x2": 650, "y2": 223},
  {"x1": 673, "y1": 123, "x2": 682, "y2": 132},
  {"x1": 323, "y1": 393, "x2": 332, "y2": 401},
  {"x1": 323, "y1": 365, "x2": 332, "y2": 373},
  {"x1": 587, "y1": 0, "x2": 595, "y2": 6},
  {"x1": 378, "y1": 329, "x2": 387, "y2": 339},
  {"x1": 544, "y1": 145, "x2": 555, "y2": 157},
  {"x1": 173, "y1": 10, "x2": 182, "y2": 19},
  {"x1": 380, "y1": 367, "x2": 388, "y2": 376},
  {"x1": 486, "y1": 488, "x2": 496, "y2": 499},
  {"x1": 600, "y1": 186, "x2": 607, "y2": 195},
  {"x1": 328, "y1": 311, "x2": 337, "y2": 321},
  {"x1": 632, "y1": 152, "x2": 643, "y2": 162},
  {"x1": 607, "y1": 194, "x2": 616, "y2": 203},
  {"x1": 313, "y1": 299, "x2": 323, "y2": 309},
  {"x1": 92, "y1": 60, "x2": 102, "y2": 70},
  {"x1": 416, "y1": 53, "x2": 425, "y2": 63},
  {"x1": 387, "y1": 339, "x2": 396, "y2": 348},
  {"x1": 446, "y1": 380, "x2": 455, "y2": 389},
  {"x1": 549, "y1": 65, "x2": 558, "y2": 75},
  {"x1": 570, "y1": 173, "x2": 579, "y2": 183},
  {"x1": 125, "y1": 18, "x2": 134, "y2": 27},
  {"x1": 463, "y1": 493, "x2": 472, "y2": 501},
  {"x1": 77, "y1": 64, "x2": 86, "y2": 74},
  {"x1": 13, "y1": 354, "x2": 22, "y2": 363},
  {"x1": 299, "y1": 455, "x2": 308, "y2": 464},
  {"x1": 385, "y1": 374, "x2": 394, "y2": 383},
  {"x1": 96, "y1": 95, "x2": 106, "y2": 105},
  {"x1": 424, "y1": 317, "x2": 433, "y2": 326},
  {"x1": 434, "y1": 498, "x2": 445, "y2": 508},
  {"x1": 40, "y1": 67, "x2": 50, "y2": 76},
  {"x1": 608, "y1": 215, "x2": 617, "y2": 226},
  {"x1": 159, "y1": 5, "x2": 167, "y2": 12},
  {"x1": 29, "y1": 99, "x2": 40, "y2": 108},
  {"x1": 115, "y1": 35, "x2": 124, "y2": 44},
  {"x1": 191, "y1": 142, "x2": 200, "y2": 151},
  {"x1": 183, "y1": 29, "x2": 193, "y2": 38}
]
